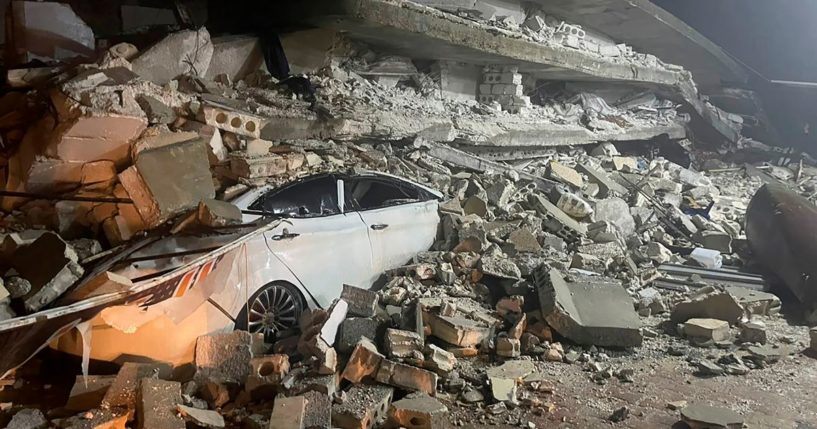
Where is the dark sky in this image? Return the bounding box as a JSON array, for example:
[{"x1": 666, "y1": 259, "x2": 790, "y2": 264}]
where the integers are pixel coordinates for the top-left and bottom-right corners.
[{"x1": 653, "y1": 0, "x2": 817, "y2": 82}]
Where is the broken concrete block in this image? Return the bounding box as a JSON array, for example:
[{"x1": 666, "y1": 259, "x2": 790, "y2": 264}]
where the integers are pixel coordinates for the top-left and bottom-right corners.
[
  {"x1": 739, "y1": 321, "x2": 767, "y2": 344},
  {"x1": 375, "y1": 359, "x2": 438, "y2": 396},
  {"x1": 496, "y1": 336, "x2": 521, "y2": 358},
  {"x1": 195, "y1": 331, "x2": 255, "y2": 384},
  {"x1": 424, "y1": 344, "x2": 456, "y2": 373},
  {"x1": 230, "y1": 153, "x2": 288, "y2": 179},
  {"x1": 611, "y1": 156, "x2": 637, "y2": 171},
  {"x1": 132, "y1": 131, "x2": 199, "y2": 159},
  {"x1": 489, "y1": 376, "x2": 518, "y2": 404},
  {"x1": 670, "y1": 292, "x2": 744, "y2": 324},
  {"x1": 5, "y1": 408, "x2": 47, "y2": 429},
  {"x1": 136, "y1": 95, "x2": 175, "y2": 125},
  {"x1": 341, "y1": 284, "x2": 379, "y2": 317},
  {"x1": 485, "y1": 179, "x2": 515, "y2": 207},
  {"x1": 332, "y1": 384, "x2": 393, "y2": 429},
  {"x1": 646, "y1": 242, "x2": 673, "y2": 264},
  {"x1": 426, "y1": 313, "x2": 491, "y2": 347},
  {"x1": 462, "y1": 195, "x2": 489, "y2": 217},
  {"x1": 205, "y1": 36, "x2": 263, "y2": 82},
  {"x1": 106, "y1": 43, "x2": 138, "y2": 61},
  {"x1": 177, "y1": 404, "x2": 225, "y2": 428},
  {"x1": 132, "y1": 28, "x2": 214, "y2": 85},
  {"x1": 384, "y1": 328, "x2": 424, "y2": 360},
  {"x1": 388, "y1": 392, "x2": 447, "y2": 429},
  {"x1": 683, "y1": 318, "x2": 730, "y2": 342},
  {"x1": 246, "y1": 139, "x2": 273, "y2": 157},
  {"x1": 269, "y1": 395, "x2": 307, "y2": 429},
  {"x1": 10, "y1": 1, "x2": 95, "y2": 65},
  {"x1": 48, "y1": 114, "x2": 147, "y2": 167},
  {"x1": 101, "y1": 362, "x2": 171, "y2": 413},
  {"x1": 594, "y1": 197, "x2": 636, "y2": 236},
  {"x1": 480, "y1": 255, "x2": 521, "y2": 279},
  {"x1": 505, "y1": 229, "x2": 541, "y2": 253},
  {"x1": 246, "y1": 354, "x2": 290, "y2": 394},
  {"x1": 576, "y1": 163, "x2": 628, "y2": 197},
  {"x1": 337, "y1": 317, "x2": 385, "y2": 354},
  {"x1": 535, "y1": 267, "x2": 642, "y2": 347},
  {"x1": 724, "y1": 287, "x2": 781, "y2": 317},
  {"x1": 692, "y1": 230, "x2": 733, "y2": 254},
  {"x1": 137, "y1": 378, "x2": 184, "y2": 429},
  {"x1": 547, "y1": 161, "x2": 583, "y2": 188},
  {"x1": 342, "y1": 338, "x2": 384, "y2": 383},
  {"x1": 557, "y1": 192, "x2": 593, "y2": 219},
  {"x1": 119, "y1": 138, "x2": 215, "y2": 228},
  {"x1": 65, "y1": 375, "x2": 116, "y2": 411},
  {"x1": 320, "y1": 300, "x2": 348, "y2": 346},
  {"x1": 680, "y1": 404, "x2": 743, "y2": 429},
  {"x1": 204, "y1": 105, "x2": 267, "y2": 139},
  {"x1": 302, "y1": 391, "x2": 332, "y2": 429},
  {"x1": 526, "y1": 193, "x2": 586, "y2": 242},
  {"x1": 196, "y1": 199, "x2": 242, "y2": 227},
  {"x1": 11, "y1": 231, "x2": 84, "y2": 312}
]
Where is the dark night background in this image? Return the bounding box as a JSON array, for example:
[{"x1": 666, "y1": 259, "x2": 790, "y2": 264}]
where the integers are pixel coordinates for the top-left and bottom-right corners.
[{"x1": 654, "y1": 0, "x2": 817, "y2": 153}]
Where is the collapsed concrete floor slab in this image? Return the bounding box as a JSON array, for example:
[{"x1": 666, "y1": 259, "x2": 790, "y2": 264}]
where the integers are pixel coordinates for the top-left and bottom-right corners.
[{"x1": 275, "y1": 0, "x2": 741, "y2": 144}]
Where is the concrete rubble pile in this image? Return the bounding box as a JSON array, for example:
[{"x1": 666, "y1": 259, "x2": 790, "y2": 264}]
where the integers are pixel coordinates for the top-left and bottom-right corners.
[{"x1": 1, "y1": 2, "x2": 817, "y2": 428}]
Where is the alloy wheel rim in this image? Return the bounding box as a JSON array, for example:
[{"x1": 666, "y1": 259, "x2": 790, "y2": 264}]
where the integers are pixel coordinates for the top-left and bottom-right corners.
[{"x1": 247, "y1": 285, "x2": 300, "y2": 339}]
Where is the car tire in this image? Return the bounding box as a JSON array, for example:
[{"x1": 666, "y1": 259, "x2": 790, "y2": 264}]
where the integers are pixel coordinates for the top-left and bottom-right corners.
[{"x1": 234, "y1": 281, "x2": 306, "y2": 342}]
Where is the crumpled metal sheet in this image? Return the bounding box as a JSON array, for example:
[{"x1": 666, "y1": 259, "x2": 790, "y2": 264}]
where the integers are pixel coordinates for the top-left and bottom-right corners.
[{"x1": 0, "y1": 221, "x2": 277, "y2": 378}]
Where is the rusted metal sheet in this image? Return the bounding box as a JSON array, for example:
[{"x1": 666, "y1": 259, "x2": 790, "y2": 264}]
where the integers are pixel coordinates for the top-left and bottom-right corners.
[{"x1": 746, "y1": 183, "x2": 817, "y2": 305}]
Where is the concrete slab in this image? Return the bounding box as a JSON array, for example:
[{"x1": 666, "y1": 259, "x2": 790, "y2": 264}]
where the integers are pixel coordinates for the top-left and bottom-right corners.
[
  {"x1": 535, "y1": 267, "x2": 642, "y2": 347},
  {"x1": 680, "y1": 403, "x2": 743, "y2": 429}
]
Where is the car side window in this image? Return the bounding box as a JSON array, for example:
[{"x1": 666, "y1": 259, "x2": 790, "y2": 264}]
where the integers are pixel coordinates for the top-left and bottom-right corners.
[
  {"x1": 346, "y1": 177, "x2": 425, "y2": 211},
  {"x1": 249, "y1": 176, "x2": 339, "y2": 218}
]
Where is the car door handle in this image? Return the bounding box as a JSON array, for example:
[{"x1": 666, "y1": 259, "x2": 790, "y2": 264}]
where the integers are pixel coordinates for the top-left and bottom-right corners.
[
  {"x1": 271, "y1": 232, "x2": 300, "y2": 241},
  {"x1": 371, "y1": 224, "x2": 389, "y2": 230}
]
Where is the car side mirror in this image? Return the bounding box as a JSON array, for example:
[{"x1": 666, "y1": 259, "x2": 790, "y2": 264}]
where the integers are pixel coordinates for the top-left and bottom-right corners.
[{"x1": 337, "y1": 179, "x2": 345, "y2": 213}]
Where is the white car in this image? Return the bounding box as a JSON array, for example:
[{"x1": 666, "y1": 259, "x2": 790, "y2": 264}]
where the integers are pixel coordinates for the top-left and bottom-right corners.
[{"x1": 49, "y1": 171, "x2": 442, "y2": 366}]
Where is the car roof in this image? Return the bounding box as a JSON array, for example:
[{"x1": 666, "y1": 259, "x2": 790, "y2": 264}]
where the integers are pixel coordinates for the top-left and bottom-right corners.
[{"x1": 230, "y1": 170, "x2": 443, "y2": 206}]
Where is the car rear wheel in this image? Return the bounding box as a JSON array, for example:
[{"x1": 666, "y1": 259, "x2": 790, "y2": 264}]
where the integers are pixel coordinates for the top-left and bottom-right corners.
[{"x1": 234, "y1": 281, "x2": 305, "y2": 341}]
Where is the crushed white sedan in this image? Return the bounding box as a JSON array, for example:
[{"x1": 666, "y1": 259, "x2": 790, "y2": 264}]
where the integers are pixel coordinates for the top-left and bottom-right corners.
[{"x1": 10, "y1": 171, "x2": 441, "y2": 369}]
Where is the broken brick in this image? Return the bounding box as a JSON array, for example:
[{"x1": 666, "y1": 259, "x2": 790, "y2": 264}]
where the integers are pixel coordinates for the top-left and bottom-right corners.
[
  {"x1": 374, "y1": 359, "x2": 438, "y2": 396},
  {"x1": 341, "y1": 338, "x2": 384, "y2": 383},
  {"x1": 387, "y1": 392, "x2": 447, "y2": 429},
  {"x1": 425, "y1": 313, "x2": 491, "y2": 347},
  {"x1": 332, "y1": 384, "x2": 393, "y2": 429},
  {"x1": 384, "y1": 328, "x2": 424, "y2": 360}
]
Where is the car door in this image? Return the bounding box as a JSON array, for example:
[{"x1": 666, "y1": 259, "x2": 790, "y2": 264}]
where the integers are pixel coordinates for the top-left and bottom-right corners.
[
  {"x1": 345, "y1": 175, "x2": 441, "y2": 278},
  {"x1": 250, "y1": 175, "x2": 373, "y2": 305}
]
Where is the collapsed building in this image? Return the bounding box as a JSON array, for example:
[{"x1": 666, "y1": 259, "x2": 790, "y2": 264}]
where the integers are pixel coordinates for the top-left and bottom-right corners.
[{"x1": 0, "y1": 1, "x2": 816, "y2": 428}]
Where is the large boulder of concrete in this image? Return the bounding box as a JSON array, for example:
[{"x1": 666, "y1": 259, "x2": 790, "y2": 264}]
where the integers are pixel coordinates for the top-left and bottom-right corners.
[
  {"x1": 204, "y1": 36, "x2": 263, "y2": 82},
  {"x1": 535, "y1": 267, "x2": 642, "y2": 347},
  {"x1": 119, "y1": 137, "x2": 215, "y2": 228},
  {"x1": 132, "y1": 28, "x2": 214, "y2": 85},
  {"x1": 670, "y1": 289, "x2": 744, "y2": 324},
  {"x1": 594, "y1": 197, "x2": 635, "y2": 236}
]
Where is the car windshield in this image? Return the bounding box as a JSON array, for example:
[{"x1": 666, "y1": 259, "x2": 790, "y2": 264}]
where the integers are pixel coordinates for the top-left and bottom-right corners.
[{"x1": 249, "y1": 176, "x2": 339, "y2": 218}]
